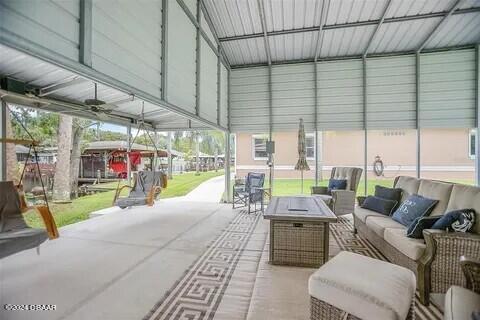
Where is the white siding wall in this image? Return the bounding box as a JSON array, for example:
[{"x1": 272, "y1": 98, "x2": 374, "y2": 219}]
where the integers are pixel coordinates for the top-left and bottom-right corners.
[
  {"x1": 220, "y1": 64, "x2": 229, "y2": 128},
  {"x1": 317, "y1": 59, "x2": 364, "y2": 130},
  {"x1": 166, "y1": 0, "x2": 197, "y2": 114},
  {"x1": 272, "y1": 63, "x2": 315, "y2": 132},
  {"x1": 420, "y1": 49, "x2": 476, "y2": 128},
  {"x1": 0, "y1": 0, "x2": 80, "y2": 61},
  {"x1": 199, "y1": 39, "x2": 218, "y2": 123},
  {"x1": 92, "y1": 0, "x2": 162, "y2": 99},
  {"x1": 367, "y1": 55, "x2": 416, "y2": 129},
  {"x1": 230, "y1": 67, "x2": 270, "y2": 132}
]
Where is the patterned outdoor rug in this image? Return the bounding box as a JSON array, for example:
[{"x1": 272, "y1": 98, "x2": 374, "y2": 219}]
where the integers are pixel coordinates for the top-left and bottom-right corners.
[
  {"x1": 330, "y1": 216, "x2": 444, "y2": 320},
  {"x1": 143, "y1": 210, "x2": 443, "y2": 320},
  {"x1": 143, "y1": 209, "x2": 261, "y2": 320}
]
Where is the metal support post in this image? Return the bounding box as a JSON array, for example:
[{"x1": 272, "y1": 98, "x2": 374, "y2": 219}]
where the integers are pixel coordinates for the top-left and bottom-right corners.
[{"x1": 127, "y1": 125, "x2": 132, "y2": 185}]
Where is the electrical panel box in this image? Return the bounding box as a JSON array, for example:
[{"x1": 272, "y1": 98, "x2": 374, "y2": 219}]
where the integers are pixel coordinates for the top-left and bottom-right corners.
[{"x1": 0, "y1": 77, "x2": 26, "y2": 94}]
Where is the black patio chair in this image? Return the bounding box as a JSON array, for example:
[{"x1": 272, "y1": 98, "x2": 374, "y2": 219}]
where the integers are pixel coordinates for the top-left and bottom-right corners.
[{"x1": 232, "y1": 172, "x2": 265, "y2": 214}]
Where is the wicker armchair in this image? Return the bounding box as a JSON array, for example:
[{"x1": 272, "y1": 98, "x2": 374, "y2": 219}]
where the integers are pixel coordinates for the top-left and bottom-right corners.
[
  {"x1": 311, "y1": 167, "x2": 363, "y2": 216},
  {"x1": 417, "y1": 230, "x2": 480, "y2": 305}
]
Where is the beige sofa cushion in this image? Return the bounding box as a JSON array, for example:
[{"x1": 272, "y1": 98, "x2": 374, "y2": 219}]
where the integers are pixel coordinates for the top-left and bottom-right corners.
[
  {"x1": 417, "y1": 180, "x2": 453, "y2": 216},
  {"x1": 365, "y1": 216, "x2": 406, "y2": 237},
  {"x1": 309, "y1": 251, "x2": 416, "y2": 320},
  {"x1": 446, "y1": 184, "x2": 480, "y2": 234},
  {"x1": 354, "y1": 207, "x2": 385, "y2": 223},
  {"x1": 444, "y1": 286, "x2": 480, "y2": 320},
  {"x1": 383, "y1": 228, "x2": 426, "y2": 261},
  {"x1": 394, "y1": 176, "x2": 420, "y2": 203}
]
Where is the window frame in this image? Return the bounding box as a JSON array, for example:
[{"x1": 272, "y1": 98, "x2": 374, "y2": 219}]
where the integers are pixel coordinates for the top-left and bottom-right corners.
[
  {"x1": 252, "y1": 134, "x2": 269, "y2": 160},
  {"x1": 306, "y1": 133, "x2": 315, "y2": 160},
  {"x1": 469, "y1": 129, "x2": 476, "y2": 159}
]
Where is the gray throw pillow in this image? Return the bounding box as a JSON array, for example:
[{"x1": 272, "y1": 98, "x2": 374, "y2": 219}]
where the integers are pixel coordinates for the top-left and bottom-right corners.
[{"x1": 361, "y1": 196, "x2": 398, "y2": 216}]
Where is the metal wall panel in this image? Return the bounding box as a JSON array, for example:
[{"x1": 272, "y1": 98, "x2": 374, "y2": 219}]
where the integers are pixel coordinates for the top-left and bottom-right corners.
[
  {"x1": 91, "y1": 0, "x2": 162, "y2": 98},
  {"x1": 220, "y1": 64, "x2": 229, "y2": 128},
  {"x1": 200, "y1": 39, "x2": 218, "y2": 123},
  {"x1": 0, "y1": 0, "x2": 80, "y2": 61},
  {"x1": 230, "y1": 67, "x2": 270, "y2": 132},
  {"x1": 271, "y1": 63, "x2": 315, "y2": 131},
  {"x1": 420, "y1": 49, "x2": 476, "y2": 128},
  {"x1": 166, "y1": 1, "x2": 197, "y2": 114},
  {"x1": 366, "y1": 55, "x2": 416, "y2": 129},
  {"x1": 317, "y1": 59, "x2": 364, "y2": 130}
]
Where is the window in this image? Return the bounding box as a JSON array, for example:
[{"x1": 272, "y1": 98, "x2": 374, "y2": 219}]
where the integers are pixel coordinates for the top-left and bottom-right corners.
[
  {"x1": 306, "y1": 134, "x2": 315, "y2": 159},
  {"x1": 252, "y1": 134, "x2": 268, "y2": 160},
  {"x1": 470, "y1": 130, "x2": 476, "y2": 159}
]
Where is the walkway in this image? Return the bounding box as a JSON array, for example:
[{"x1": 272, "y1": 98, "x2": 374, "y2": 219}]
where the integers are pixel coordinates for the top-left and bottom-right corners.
[{"x1": 167, "y1": 174, "x2": 226, "y2": 203}]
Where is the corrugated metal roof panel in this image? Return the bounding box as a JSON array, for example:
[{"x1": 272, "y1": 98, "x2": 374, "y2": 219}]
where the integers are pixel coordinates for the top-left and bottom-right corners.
[
  {"x1": 264, "y1": 0, "x2": 323, "y2": 31},
  {"x1": 222, "y1": 38, "x2": 267, "y2": 65},
  {"x1": 369, "y1": 18, "x2": 442, "y2": 53},
  {"x1": 325, "y1": 0, "x2": 388, "y2": 24},
  {"x1": 269, "y1": 32, "x2": 318, "y2": 62},
  {"x1": 425, "y1": 12, "x2": 480, "y2": 48},
  {"x1": 319, "y1": 25, "x2": 375, "y2": 58},
  {"x1": 386, "y1": 0, "x2": 456, "y2": 18},
  {"x1": 203, "y1": 0, "x2": 262, "y2": 38}
]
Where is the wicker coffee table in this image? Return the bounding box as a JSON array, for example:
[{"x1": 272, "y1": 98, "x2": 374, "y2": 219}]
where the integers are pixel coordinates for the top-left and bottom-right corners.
[{"x1": 264, "y1": 196, "x2": 337, "y2": 267}]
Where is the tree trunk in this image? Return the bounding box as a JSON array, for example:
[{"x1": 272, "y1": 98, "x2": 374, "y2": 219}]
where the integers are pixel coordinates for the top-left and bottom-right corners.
[
  {"x1": 5, "y1": 110, "x2": 19, "y2": 182},
  {"x1": 53, "y1": 114, "x2": 73, "y2": 202},
  {"x1": 70, "y1": 122, "x2": 84, "y2": 199}
]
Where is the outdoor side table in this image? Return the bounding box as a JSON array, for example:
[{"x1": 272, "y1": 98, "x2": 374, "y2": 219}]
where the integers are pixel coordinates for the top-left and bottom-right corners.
[{"x1": 263, "y1": 196, "x2": 337, "y2": 268}]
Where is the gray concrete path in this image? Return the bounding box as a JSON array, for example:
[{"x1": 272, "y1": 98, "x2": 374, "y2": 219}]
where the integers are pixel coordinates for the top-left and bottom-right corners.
[
  {"x1": 180, "y1": 174, "x2": 225, "y2": 203},
  {"x1": 0, "y1": 201, "x2": 235, "y2": 320}
]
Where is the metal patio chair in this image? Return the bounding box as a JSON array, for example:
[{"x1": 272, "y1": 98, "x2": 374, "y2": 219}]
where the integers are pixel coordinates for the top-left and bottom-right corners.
[{"x1": 232, "y1": 172, "x2": 265, "y2": 214}]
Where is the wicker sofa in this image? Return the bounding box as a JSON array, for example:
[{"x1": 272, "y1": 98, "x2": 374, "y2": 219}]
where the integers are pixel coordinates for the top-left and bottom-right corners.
[{"x1": 353, "y1": 176, "x2": 480, "y2": 305}]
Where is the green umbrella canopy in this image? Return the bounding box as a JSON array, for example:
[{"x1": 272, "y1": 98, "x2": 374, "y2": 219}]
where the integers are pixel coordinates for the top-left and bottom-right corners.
[{"x1": 295, "y1": 118, "x2": 310, "y2": 171}]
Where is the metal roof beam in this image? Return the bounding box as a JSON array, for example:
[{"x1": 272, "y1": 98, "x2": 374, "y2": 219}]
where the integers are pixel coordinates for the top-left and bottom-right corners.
[
  {"x1": 416, "y1": 0, "x2": 465, "y2": 53},
  {"x1": 218, "y1": 7, "x2": 480, "y2": 43},
  {"x1": 38, "y1": 77, "x2": 88, "y2": 97},
  {"x1": 363, "y1": 0, "x2": 392, "y2": 57},
  {"x1": 229, "y1": 45, "x2": 476, "y2": 69},
  {"x1": 200, "y1": 0, "x2": 231, "y2": 67},
  {"x1": 313, "y1": 0, "x2": 329, "y2": 62},
  {"x1": 257, "y1": 0, "x2": 272, "y2": 65}
]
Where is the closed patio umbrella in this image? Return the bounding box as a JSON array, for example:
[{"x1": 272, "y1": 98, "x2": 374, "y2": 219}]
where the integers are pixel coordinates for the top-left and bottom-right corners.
[{"x1": 294, "y1": 118, "x2": 310, "y2": 194}]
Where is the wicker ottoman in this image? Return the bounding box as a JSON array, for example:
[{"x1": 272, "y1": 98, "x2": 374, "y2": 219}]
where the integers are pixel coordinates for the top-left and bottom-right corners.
[{"x1": 308, "y1": 251, "x2": 416, "y2": 320}]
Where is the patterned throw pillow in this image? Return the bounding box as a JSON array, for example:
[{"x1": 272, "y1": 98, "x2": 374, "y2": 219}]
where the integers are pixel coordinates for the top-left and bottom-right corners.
[
  {"x1": 406, "y1": 216, "x2": 441, "y2": 239},
  {"x1": 432, "y1": 209, "x2": 476, "y2": 232},
  {"x1": 392, "y1": 194, "x2": 438, "y2": 227}
]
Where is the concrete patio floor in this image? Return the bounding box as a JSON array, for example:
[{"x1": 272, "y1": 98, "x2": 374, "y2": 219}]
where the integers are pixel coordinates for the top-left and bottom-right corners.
[{"x1": 0, "y1": 200, "x2": 236, "y2": 320}]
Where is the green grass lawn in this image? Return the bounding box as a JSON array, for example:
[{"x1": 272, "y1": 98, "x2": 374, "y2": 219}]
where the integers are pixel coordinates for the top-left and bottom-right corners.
[
  {"x1": 270, "y1": 178, "x2": 475, "y2": 196},
  {"x1": 24, "y1": 170, "x2": 224, "y2": 229}
]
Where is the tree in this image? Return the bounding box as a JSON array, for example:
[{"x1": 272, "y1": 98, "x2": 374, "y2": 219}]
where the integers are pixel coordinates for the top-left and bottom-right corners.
[
  {"x1": 70, "y1": 118, "x2": 94, "y2": 198},
  {"x1": 52, "y1": 114, "x2": 73, "y2": 202},
  {"x1": 5, "y1": 110, "x2": 19, "y2": 182}
]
